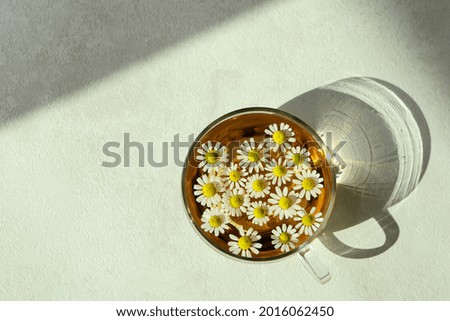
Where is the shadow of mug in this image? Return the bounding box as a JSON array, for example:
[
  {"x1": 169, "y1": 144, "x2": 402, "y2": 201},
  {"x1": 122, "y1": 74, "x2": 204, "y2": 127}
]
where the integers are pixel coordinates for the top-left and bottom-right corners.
[{"x1": 280, "y1": 77, "x2": 431, "y2": 259}]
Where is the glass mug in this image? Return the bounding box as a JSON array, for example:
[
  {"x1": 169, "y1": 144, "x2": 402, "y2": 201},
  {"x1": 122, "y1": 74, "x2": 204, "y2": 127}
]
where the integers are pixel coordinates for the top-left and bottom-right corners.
[{"x1": 182, "y1": 107, "x2": 336, "y2": 283}]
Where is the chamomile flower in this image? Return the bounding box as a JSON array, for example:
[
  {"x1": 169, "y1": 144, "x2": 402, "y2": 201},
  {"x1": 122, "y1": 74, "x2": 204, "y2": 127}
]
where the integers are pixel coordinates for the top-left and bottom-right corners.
[
  {"x1": 245, "y1": 174, "x2": 270, "y2": 198},
  {"x1": 228, "y1": 227, "x2": 262, "y2": 258},
  {"x1": 196, "y1": 141, "x2": 228, "y2": 173},
  {"x1": 293, "y1": 169, "x2": 324, "y2": 201},
  {"x1": 221, "y1": 163, "x2": 248, "y2": 190},
  {"x1": 271, "y1": 224, "x2": 300, "y2": 253},
  {"x1": 294, "y1": 207, "x2": 324, "y2": 236},
  {"x1": 268, "y1": 186, "x2": 303, "y2": 220},
  {"x1": 200, "y1": 208, "x2": 229, "y2": 236},
  {"x1": 286, "y1": 146, "x2": 311, "y2": 171},
  {"x1": 247, "y1": 201, "x2": 270, "y2": 226},
  {"x1": 193, "y1": 174, "x2": 223, "y2": 207},
  {"x1": 221, "y1": 187, "x2": 250, "y2": 217},
  {"x1": 264, "y1": 123, "x2": 296, "y2": 153},
  {"x1": 236, "y1": 138, "x2": 268, "y2": 173},
  {"x1": 265, "y1": 158, "x2": 293, "y2": 186}
]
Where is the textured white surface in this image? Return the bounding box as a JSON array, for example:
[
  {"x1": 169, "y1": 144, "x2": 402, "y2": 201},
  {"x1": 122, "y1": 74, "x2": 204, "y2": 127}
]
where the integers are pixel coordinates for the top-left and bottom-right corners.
[{"x1": 0, "y1": 0, "x2": 449, "y2": 300}]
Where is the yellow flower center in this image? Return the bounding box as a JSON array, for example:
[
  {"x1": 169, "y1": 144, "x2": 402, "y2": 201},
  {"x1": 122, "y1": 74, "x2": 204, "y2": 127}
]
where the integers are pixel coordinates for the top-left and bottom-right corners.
[
  {"x1": 229, "y1": 170, "x2": 241, "y2": 182},
  {"x1": 209, "y1": 215, "x2": 222, "y2": 228},
  {"x1": 253, "y1": 206, "x2": 267, "y2": 219},
  {"x1": 301, "y1": 178, "x2": 315, "y2": 191},
  {"x1": 252, "y1": 179, "x2": 265, "y2": 192},
  {"x1": 273, "y1": 130, "x2": 286, "y2": 144},
  {"x1": 205, "y1": 150, "x2": 219, "y2": 164},
  {"x1": 247, "y1": 150, "x2": 260, "y2": 162},
  {"x1": 278, "y1": 196, "x2": 291, "y2": 210},
  {"x1": 202, "y1": 183, "x2": 216, "y2": 197},
  {"x1": 279, "y1": 232, "x2": 291, "y2": 244},
  {"x1": 230, "y1": 195, "x2": 244, "y2": 208},
  {"x1": 292, "y1": 153, "x2": 303, "y2": 165},
  {"x1": 273, "y1": 165, "x2": 287, "y2": 177},
  {"x1": 302, "y1": 214, "x2": 315, "y2": 227},
  {"x1": 238, "y1": 236, "x2": 252, "y2": 250}
]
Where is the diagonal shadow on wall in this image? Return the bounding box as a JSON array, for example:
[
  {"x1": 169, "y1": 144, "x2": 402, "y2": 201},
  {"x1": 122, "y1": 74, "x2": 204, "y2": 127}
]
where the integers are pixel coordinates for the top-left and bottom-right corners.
[{"x1": 0, "y1": 0, "x2": 269, "y2": 124}]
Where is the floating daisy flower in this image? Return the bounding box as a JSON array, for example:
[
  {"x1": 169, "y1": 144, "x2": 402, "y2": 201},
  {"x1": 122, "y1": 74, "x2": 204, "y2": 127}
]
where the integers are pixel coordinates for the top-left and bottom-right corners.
[
  {"x1": 265, "y1": 158, "x2": 293, "y2": 186},
  {"x1": 264, "y1": 123, "x2": 296, "y2": 153},
  {"x1": 196, "y1": 141, "x2": 228, "y2": 173},
  {"x1": 294, "y1": 207, "x2": 324, "y2": 236},
  {"x1": 222, "y1": 187, "x2": 250, "y2": 217},
  {"x1": 236, "y1": 137, "x2": 268, "y2": 173},
  {"x1": 268, "y1": 186, "x2": 303, "y2": 220},
  {"x1": 293, "y1": 169, "x2": 324, "y2": 201},
  {"x1": 228, "y1": 227, "x2": 262, "y2": 258},
  {"x1": 247, "y1": 201, "x2": 270, "y2": 226},
  {"x1": 245, "y1": 174, "x2": 270, "y2": 198},
  {"x1": 222, "y1": 163, "x2": 248, "y2": 190},
  {"x1": 286, "y1": 146, "x2": 311, "y2": 171},
  {"x1": 271, "y1": 224, "x2": 300, "y2": 253},
  {"x1": 193, "y1": 174, "x2": 223, "y2": 207},
  {"x1": 200, "y1": 208, "x2": 229, "y2": 236}
]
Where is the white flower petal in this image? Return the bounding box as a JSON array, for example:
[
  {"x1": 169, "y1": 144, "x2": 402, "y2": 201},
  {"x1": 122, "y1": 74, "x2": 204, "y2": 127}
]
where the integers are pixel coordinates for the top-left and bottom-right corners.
[{"x1": 299, "y1": 189, "x2": 305, "y2": 199}]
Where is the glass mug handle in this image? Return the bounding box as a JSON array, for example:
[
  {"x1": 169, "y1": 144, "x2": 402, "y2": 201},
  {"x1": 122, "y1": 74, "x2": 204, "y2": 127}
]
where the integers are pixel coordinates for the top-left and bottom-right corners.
[{"x1": 297, "y1": 242, "x2": 331, "y2": 284}]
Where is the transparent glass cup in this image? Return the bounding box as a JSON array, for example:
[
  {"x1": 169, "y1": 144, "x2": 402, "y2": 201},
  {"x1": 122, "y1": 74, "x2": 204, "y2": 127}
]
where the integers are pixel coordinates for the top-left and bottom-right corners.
[{"x1": 182, "y1": 107, "x2": 337, "y2": 283}]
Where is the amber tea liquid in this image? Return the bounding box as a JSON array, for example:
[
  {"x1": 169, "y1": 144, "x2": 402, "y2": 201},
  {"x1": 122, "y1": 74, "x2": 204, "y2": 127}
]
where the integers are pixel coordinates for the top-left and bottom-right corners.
[{"x1": 183, "y1": 110, "x2": 334, "y2": 260}]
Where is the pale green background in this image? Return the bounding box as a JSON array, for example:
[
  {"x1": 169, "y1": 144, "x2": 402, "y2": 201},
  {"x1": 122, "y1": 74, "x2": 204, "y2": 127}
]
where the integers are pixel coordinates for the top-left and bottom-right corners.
[{"x1": 0, "y1": 0, "x2": 449, "y2": 300}]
